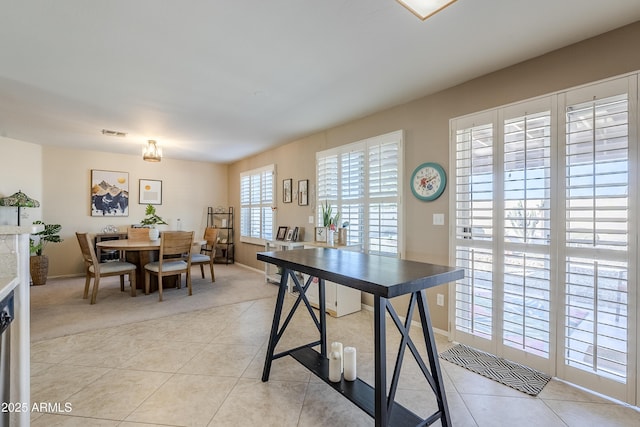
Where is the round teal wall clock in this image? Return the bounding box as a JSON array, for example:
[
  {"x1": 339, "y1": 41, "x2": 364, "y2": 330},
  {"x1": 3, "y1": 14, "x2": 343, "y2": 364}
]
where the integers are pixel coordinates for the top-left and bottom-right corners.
[{"x1": 410, "y1": 162, "x2": 446, "y2": 201}]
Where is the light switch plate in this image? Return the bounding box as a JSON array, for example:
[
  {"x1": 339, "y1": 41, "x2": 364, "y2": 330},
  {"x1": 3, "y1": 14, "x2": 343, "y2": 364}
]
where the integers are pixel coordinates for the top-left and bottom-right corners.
[
  {"x1": 437, "y1": 294, "x2": 445, "y2": 306},
  {"x1": 309, "y1": 216, "x2": 314, "y2": 224},
  {"x1": 433, "y1": 213, "x2": 445, "y2": 225}
]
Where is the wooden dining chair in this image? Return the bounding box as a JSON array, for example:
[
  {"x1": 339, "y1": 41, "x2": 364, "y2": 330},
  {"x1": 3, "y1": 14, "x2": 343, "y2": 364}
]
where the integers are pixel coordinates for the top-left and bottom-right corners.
[
  {"x1": 128, "y1": 227, "x2": 152, "y2": 241},
  {"x1": 76, "y1": 232, "x2": 137, "y2": 304},
  {"x1": 191, "y1": 227, "x2": 219, "y2": 282},
  {"x1": 125, "y1": 227, "x2": 153, "y2": 265},
  {"x1": 144, "y1": 231, "x2": 194, "y2": 301}
]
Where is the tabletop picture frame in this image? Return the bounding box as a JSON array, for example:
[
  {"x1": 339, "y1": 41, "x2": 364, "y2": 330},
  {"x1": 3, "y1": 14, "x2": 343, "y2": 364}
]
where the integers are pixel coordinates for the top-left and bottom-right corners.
[
  {"x1": 285, "y1": 228, "x2": 294, "y2": 241},
  {"x1": 314, "y1": 226, "x2": 327, "y2": 242},
  {"x1": 276, "y1": 226, "x2": 288, "y2": 241},
  {"x1": 139, "y1": 179, "x2": 162, "y2": 205}
]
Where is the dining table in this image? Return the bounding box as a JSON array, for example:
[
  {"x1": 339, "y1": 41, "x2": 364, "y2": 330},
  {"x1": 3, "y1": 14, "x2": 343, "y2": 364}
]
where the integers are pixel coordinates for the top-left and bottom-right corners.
[{"x1": 96, "y1": 237, "x2": 206, "y2": 292}]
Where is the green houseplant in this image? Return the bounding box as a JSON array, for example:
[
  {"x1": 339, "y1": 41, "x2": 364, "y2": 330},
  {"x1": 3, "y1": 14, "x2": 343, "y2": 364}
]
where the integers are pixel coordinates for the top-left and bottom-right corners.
[
  {"x1": 321, "y1": 201, "x2": 340, "y2": 231},
  {"x1": 321, "y1": 201, "x2": 351, "y2": 245},
  {"x1": 321, "y1": 201, "x2": 342, "y2": 245},
  {"x1": 30, "y1": 220, "x2": 63, "y2": 285},
  {"x1": 140, "y1": 204, "x2": 167, "y2": 240}
]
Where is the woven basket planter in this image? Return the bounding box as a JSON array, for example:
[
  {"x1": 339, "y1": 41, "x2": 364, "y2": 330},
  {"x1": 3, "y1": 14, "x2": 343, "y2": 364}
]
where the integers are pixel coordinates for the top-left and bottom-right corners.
[{"x1": 30, "y1": 255, "x2": 49, "y2": 286}]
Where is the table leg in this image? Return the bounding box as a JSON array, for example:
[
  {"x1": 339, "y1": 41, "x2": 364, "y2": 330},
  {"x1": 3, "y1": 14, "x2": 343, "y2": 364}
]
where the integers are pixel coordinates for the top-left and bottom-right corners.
[
  {"x1": 126, "y1": 250, "x2": 153, "y2": 290},
  {"x1": 262, "y1": 268, "x2": 289, "y2": 382},
  {"x1": 374, "y1": 295, "x2": 388, "y2": 427},
  {"x1": 417, "y1": 289, "x2": 451, "y2": 427},
  {"x1": 318, "y1": 278, "x2": 327, "y2": 357}
]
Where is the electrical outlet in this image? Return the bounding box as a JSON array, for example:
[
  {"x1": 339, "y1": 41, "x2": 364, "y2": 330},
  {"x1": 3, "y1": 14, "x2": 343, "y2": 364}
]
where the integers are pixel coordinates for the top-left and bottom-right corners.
[{"x1": 437, "y1": 294, "x2": 445, "y2": 306}]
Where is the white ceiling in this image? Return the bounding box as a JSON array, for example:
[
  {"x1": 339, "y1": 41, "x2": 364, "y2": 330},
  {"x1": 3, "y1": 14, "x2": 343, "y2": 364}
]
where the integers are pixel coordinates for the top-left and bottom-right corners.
[{"x1": 1, "y1": 0, "x2": 639, "y2": 163}]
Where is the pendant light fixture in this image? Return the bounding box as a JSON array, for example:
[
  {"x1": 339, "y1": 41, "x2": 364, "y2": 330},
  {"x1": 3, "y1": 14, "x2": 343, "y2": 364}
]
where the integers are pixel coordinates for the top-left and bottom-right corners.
[{"x1": 143, "y1": 140, "x2": 162, "y2": 162}]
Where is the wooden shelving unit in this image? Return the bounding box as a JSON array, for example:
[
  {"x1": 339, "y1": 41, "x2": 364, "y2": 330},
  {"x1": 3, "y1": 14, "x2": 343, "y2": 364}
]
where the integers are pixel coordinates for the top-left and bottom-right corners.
[{"x1": 207, "y1": 207, "x2": 234, "y2": 264}]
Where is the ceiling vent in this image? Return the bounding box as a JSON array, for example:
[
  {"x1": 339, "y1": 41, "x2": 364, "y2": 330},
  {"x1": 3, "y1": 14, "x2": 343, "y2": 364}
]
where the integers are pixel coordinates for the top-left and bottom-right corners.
[{"x1": 101, "y1": 129, "x2": 127, "y2": 137}]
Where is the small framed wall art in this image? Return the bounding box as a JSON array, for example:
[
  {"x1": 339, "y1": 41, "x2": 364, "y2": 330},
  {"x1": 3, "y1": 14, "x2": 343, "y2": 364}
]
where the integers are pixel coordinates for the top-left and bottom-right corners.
[
  {"x1": 298, "y1": 179, "x2": 309, "y2": 206},
  {"x1": 139, "y1": 179, "x2": 162, "y2": 205},
  {"x1": 283, "y1": 178, "x2": 292, "y2": 203}
]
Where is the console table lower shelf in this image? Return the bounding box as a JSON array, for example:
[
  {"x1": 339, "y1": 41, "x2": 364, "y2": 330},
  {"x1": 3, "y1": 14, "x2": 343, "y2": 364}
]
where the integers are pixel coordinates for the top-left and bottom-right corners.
[{"x1": 290, "y1": 347, "x2": 429, "y2": 426}]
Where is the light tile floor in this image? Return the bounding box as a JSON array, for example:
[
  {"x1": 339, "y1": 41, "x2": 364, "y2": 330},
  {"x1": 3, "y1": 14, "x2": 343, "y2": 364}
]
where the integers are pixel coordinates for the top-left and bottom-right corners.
[{"x1": 30, "y1": 282, "x2": 640, "y2": 426}]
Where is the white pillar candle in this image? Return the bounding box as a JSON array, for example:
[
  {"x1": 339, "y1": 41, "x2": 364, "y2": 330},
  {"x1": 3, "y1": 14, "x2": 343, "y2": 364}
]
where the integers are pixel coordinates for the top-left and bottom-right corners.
[
  {"x1": 328, "y1": 351, "x2": 342, "y2": 382},
  {"x1": 343, "y1": 346, "x2": 356, "y2": 381},
  {"x1": 331, "y1": 341, "x2": 343, "y2": 372}
]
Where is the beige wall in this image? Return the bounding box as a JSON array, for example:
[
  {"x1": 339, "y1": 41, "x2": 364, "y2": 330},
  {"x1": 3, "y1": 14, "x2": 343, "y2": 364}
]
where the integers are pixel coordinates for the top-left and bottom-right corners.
[
  {"x1": 0, "y1": 141, "x2": 228, "y2": 277},
  {"x1": 229, "y1": 21, "x2": 640, "y2": 330}
]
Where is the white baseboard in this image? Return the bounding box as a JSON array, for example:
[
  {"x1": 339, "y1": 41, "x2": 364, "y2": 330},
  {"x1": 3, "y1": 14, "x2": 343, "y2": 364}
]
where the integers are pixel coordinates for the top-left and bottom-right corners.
[{"x1": 233, "y1": 262, "x2": 264, "y2": 275}]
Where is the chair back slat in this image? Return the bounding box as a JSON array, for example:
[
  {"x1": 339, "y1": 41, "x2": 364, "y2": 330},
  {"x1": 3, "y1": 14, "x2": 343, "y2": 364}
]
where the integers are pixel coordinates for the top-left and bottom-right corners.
[
  {"x1": 128, "y1": 227, "x2": 151, "y2": 242},
  {"x1": 160, "y1": 231, "x2": 194, "y2": 259},
  {"x1": 76, "y1": 232, "x2": 98, "y2": 267},
  {"x1": 204, "y1": 227, "x2": 219, "y2": 245}
]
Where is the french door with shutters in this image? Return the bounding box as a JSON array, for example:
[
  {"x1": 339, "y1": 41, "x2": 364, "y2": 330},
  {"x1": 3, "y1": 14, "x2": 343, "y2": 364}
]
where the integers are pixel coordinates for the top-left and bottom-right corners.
[{"x1": 449, "y1": 75, "x2": 638, "y2": 404}]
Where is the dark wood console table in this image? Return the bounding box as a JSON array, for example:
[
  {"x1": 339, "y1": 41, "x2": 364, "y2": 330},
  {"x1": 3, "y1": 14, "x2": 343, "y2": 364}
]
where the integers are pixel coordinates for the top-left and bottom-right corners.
[{"x1": 258, "y1": 248, "x2": 464, "y2": 427}]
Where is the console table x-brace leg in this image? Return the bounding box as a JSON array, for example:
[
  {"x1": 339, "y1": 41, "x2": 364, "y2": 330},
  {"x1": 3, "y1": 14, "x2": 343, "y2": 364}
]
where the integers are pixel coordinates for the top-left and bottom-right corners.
[
  {"x1": 262, "y1": 268, "x2": 327, "y2": 382},
  {"x1": 374, "y1": 290, "x2": 451, "y2": 427}
]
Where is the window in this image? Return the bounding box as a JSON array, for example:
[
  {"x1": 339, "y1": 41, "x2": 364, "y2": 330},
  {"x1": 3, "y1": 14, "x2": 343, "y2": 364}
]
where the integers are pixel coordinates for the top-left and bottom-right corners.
[
  {"x1": 563, "y1": 93, "x2": 630, "y2": 383},
  {"x1": 240, "y1": 164, "x2": 275, "y2": 244},
  {"x1": 316, "y1": 130, "x2": 403, "y2": 256},
  {"x1": 450, "y1": 74, "x2": 638, "y2": 405},
  {"x1": 453, "y1": 119, "x2": 494, "y2": 340}
]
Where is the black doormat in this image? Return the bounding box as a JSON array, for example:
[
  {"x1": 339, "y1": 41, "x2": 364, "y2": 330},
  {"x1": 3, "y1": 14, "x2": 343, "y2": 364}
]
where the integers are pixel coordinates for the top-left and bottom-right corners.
[{"x1": 439, "y1": 344, "x2": 551, "y2": 396}]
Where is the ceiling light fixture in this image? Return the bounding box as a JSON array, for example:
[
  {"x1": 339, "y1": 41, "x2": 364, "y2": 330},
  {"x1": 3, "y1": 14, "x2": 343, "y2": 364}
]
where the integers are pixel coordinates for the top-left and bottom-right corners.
[
  {"x1": 143, "y1": 140, "x2": 162, "y2": 162},
  {"x1": 396, "y1": 0, "x2": 457, "y2": 21}
]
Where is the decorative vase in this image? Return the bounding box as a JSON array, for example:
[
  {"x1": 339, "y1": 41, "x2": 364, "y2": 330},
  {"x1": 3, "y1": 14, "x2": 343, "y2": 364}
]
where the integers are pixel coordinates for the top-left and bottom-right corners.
[
  {"x1": 148, "y1": 227, "x2": 160, "y2": 240},
  {"x1": 327, "y1": 228, "x2": 334, "y2": 246},
  {"x1": 339, "y1": 228, "x2": 347, "y2": 245},
  {"x1": 30, "y1": 255, "x2": 49, "y2": 286}
]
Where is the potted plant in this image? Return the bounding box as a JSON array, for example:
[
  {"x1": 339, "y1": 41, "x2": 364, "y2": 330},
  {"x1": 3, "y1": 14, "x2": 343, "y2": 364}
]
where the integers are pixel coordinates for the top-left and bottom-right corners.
[
  {"x1": 140, "y1": 204, "x2": 167, "y2": 240},
  {"x1": 321, "y1": 201, "x2": 341, "y2": 245},
  {"x1": 30, "y1": 220, "x2": 63, "y2": 286},
  {"x1": 321, "y1": 201, "x2": 340, "y2": 229}
]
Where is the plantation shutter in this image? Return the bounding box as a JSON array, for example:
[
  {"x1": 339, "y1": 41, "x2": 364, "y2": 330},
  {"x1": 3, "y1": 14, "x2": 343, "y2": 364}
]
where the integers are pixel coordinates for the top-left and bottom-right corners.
[
  {"x1": 502, "y1": 109, "x2": 552, "y2": 359},
  {"x1": 453, "y1": 120, "x2": 495, "y2": 342},
  {"x1": 240, "y1": 165, "x2": 275, "y2": 243},
  {"x1": 563, "y1": 93, "x2": 629, "y2": 382},
  {"x1": 368, "y1": 141, "x2": 400, "y2": 256},
  {"x1": 452, "y1": 75, "x2": 638, "y2": 404},
  {"x1": 316, "y1": 130, "x2": 403, "y2": 256},
  {"x1": 340, "y1": 150, "x2": 364, "y2": 247}
]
